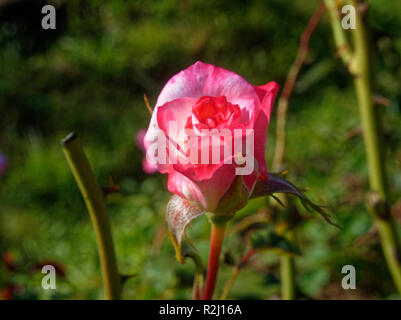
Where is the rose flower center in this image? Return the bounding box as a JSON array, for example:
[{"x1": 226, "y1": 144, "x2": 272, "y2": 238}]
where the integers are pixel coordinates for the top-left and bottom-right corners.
[{"x1": 191, "y1": 96, "x2": 241, "y2": 131}]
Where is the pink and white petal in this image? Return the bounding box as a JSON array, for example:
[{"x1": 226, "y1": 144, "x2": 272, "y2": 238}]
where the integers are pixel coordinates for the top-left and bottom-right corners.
[
  {"x1": 175, "y1": 163, "x2": 225, "y2": 182},
  {"x1": 144, "y1": 124, "x2": 169, "y2": 174},
  {"x1": 144, "y1": 107, "x2": 166, "y2": 172},
  {"x1": 168, "y1": 165, "x2": 236, "y2": 212},
  {"x1": 157, "y1": 97, "x2": 196, "y2": 139},
  {"x1": 156, "y1": 61, "x2": 260, "y2": 113},
  {"x1": 144, "y1": 98, "x2": 195, "y2": 173},
  {"x1": 167, "y1": 170, "x2": 208, "y2": 209},
  {"x1": 172, "y1": 131, "x2": 239, "y2": 182}
]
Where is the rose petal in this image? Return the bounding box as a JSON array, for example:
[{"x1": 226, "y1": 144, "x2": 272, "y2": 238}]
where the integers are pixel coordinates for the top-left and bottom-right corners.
[
  {"x1": 254, "y1": 81, "x2": 280, "y2": 121},
  {"x1": 252, "y1": 81, "x2": 280, "y2": 181},
  {"x1": 157, "y1": 97, "x2": 196, "y2": 141},
  {"x1": 156, "y1": 61, "x2": 260, "y2": 115},
  {"x1": 145, "y1": 98, "x2": 196, "y2": 174},
  {"x1": 167, "y1": 165, "x2": 236, "y2": 212}
]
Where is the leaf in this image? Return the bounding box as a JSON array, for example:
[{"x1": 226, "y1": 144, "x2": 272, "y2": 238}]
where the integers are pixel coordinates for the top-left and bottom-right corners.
[
  {"x1": 251, "y1": 173, "x2": 340, "y2": 228},
  {"x1": 247, "y1": 228, "x2": 301, "y2": 256},
  {"x1": 166, "y1": 195, "x2": 205, "y2": 263}
]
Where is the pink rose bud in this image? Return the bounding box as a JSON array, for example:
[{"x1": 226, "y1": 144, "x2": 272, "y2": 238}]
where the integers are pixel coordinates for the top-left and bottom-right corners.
[{"x1": 144, "y1": 61, "x2": 279, "y2": 213}]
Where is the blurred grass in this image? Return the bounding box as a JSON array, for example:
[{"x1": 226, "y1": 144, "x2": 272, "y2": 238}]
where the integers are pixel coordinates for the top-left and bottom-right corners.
[{"x1": 1, "y1": 0, "x2": 401, "y2": 299}]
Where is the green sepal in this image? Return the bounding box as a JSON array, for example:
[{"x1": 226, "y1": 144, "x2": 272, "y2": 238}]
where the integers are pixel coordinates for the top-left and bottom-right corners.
[{"x1": 251, "y1": 173, "x2": 340, "y2": 228}]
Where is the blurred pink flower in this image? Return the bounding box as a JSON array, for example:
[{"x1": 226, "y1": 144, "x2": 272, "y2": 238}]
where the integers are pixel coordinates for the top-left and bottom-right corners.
[
  {"x1": 0, "y1": 153, "x2": 8, "y2": 176},
  {"x1": 135, "y1": 129, "x2": 157, "y2": 174},
  {"x1": 135, "y1": 129, "x2": 146, "y2": 151}
]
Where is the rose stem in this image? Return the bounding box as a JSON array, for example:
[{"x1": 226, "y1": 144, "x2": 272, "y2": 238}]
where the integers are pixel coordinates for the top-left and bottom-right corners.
[
  {"x1": 202, "y1": 223, "x2": 226, "y2": 300},
  {"x1": 61, "y1": 132, "x2": 121, "y2": 299},
  {"x1": 325, "y1": 0, "x2": 401, "y2": 294}
]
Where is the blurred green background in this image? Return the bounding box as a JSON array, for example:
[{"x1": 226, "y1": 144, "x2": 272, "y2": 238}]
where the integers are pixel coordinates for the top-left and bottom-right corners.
[{"x1": 1, "y1": 0, "x2": 401, "y2": 300}]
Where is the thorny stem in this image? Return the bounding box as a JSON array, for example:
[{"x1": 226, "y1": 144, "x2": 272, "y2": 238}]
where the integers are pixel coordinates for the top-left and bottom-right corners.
[
  {"x1": 61, "y1": 132, "x2": 121, "y2": 300},
  {"x1": 326, "y1": 0, "x2": 401, "y2": 294},
  {"x1": 323, "y1": 0, "x2": 354, "y2": 71},
  {"x1": 202, "y1": 223, "x2": 226, "y2": 300},
  {"x1": 350, "y1": 0, "x2": 401, "y2": 294}
]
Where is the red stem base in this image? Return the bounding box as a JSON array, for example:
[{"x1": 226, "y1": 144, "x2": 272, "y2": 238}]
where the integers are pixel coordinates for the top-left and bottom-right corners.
[{"x1": 202, "y1": 224, "x2": 226, "y2": 300}]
